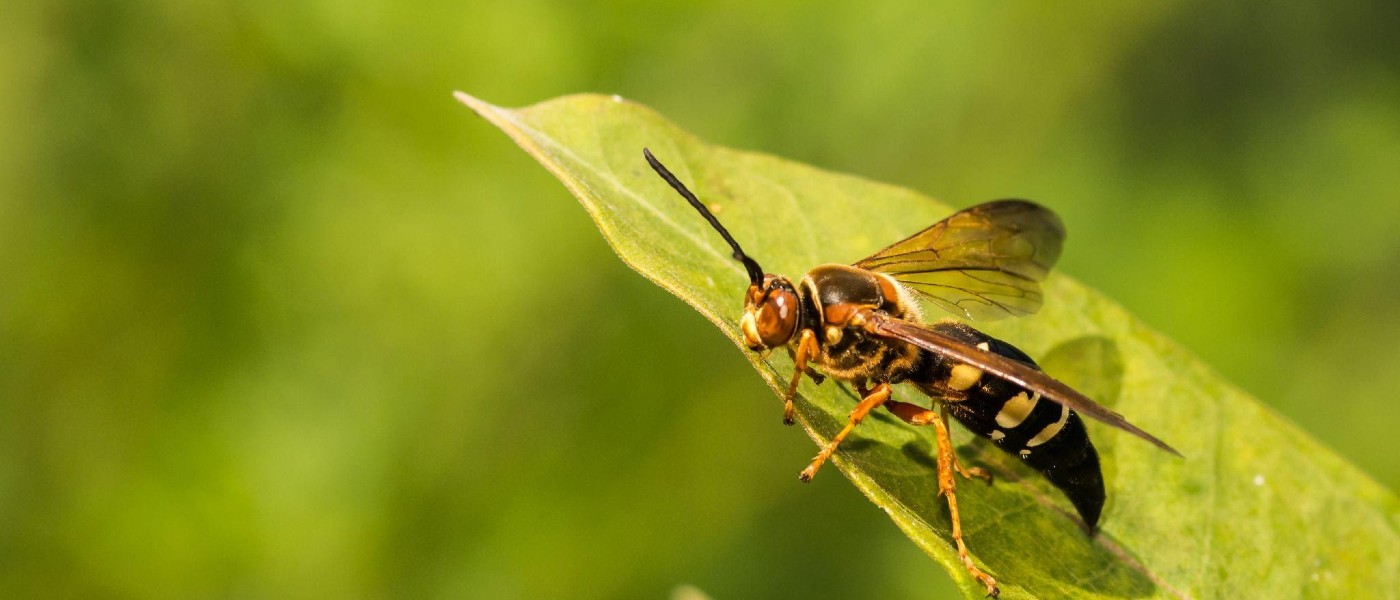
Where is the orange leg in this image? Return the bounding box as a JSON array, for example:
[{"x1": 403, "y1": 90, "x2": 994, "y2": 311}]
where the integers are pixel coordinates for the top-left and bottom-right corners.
[
  {"x1": 885, "y1": 400, "x2": 997, "y2": 595},
  {"x1": 783, "y1": 328, "x2": 820, "y2": 425},
  {"x1": 884, "y1": 401, "x2": 992, "y2": 483},
  {"x1": 941, "y1": 405, "x2": 993, "y2": 484},
  {"x1": 884, "y1": 399, "x2": 939, "y2": 425},
  {"x1": 798, "y1": 383, "x2": 891, "y2": 482},
  {"x1": 931, "y1": 407, "x2": 999, "y2": 598}
]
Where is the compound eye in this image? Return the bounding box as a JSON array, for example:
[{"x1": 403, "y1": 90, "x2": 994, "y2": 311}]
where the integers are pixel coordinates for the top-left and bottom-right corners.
[{"x1": 757, "y1": 288, "x2": 799, "y2": 347}]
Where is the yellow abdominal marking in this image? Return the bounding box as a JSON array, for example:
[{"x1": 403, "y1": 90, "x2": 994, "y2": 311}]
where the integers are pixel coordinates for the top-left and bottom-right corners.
[
  {"x1": 1026, "y1": 403, "x2": 1070, "y2": 447},
  {"x1": 995, "y1": 391, "x2": 1041, "y2": 429},
  {"x1": 947, "y1": 342, "x2": 991, "y2": 391},
  {"x1": 947, "y1": 364, "x2": 983, "y2": 391}
]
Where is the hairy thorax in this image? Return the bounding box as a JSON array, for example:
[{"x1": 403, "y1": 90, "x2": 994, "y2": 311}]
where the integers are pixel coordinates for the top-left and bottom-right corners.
[{"x1": 797, "y1": 264, "x2": 923, "y2": 383}]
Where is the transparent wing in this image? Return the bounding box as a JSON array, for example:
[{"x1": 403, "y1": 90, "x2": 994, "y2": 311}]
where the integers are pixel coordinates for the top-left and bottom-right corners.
[
  {"x1": 855, "y1": 200, "x2": 1065, "y2": 320},
  {"x1": 868, "y1": 315, "x2": 1182, "y2": 457}
]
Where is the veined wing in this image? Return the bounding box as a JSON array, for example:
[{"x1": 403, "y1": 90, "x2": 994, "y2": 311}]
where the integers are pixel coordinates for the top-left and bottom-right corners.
[
  {"x1": 868, "y1": 314, "x2": 1182, "y2": 457},
  {"x1": 855, "y1": 200, "x2": 1064, "y2": 320}
]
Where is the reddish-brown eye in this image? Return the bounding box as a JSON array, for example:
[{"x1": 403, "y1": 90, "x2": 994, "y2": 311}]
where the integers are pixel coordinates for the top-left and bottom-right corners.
[{"x1": 757, "y1": 288, "x2": 799, "y2": 347}]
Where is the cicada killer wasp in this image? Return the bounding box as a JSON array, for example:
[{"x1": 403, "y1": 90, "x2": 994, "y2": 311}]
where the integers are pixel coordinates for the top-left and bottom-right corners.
[{"x1": 643, "y1": 148, "x2": 1180, "y2": 597}]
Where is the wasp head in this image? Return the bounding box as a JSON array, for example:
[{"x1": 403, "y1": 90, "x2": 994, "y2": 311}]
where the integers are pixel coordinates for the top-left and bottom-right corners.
[
  {"x1": 643, "y1": 149, "x2": 802, "y2": 351},
  {"x1": 741, "y1": 275, "x2": 801, "y2": 351}
]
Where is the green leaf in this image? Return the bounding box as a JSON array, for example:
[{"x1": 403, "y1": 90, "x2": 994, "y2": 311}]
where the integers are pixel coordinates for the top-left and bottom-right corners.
[{"x1": 457, "y1": 92, "x2": 1400, "y2": 599}]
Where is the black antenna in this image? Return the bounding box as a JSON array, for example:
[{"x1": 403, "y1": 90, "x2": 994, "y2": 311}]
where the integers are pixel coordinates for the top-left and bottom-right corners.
[{"x1": 643, "y1": 148, "x2": 765, "y2": 286}]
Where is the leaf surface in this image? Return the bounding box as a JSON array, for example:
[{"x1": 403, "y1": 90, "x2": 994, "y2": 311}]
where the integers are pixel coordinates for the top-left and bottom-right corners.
[{"x1": 458, "y1": 92, "x2": 1400, "y2": 599}]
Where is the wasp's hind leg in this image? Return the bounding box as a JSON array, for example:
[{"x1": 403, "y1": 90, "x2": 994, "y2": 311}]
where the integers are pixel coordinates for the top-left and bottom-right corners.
[
  {"x1": 884, "y1": 401, "x2": 993, "y2": 484},
  {"x1": 941, "y1": 404, "x2": 993, "y2": 484},
  {"x1": 954, "y1": 459, "x2": 994, "y2": 484},
  {"x1": 885, "y1": 399, "x2": 999, "y2": 597},
  {"x1": 782, "y1": 328, "x2": 822, "y2": 425},
  {"x1": 797, "y1": 382, "x2": 891, "y2": 482}
]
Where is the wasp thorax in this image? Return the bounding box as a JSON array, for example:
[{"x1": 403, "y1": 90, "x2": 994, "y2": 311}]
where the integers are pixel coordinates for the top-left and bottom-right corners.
[{"x1": 740, "y1": 275, "x2": 800, "y2": 351}]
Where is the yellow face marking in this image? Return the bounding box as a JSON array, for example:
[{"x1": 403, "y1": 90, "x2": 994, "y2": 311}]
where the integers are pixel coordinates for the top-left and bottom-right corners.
[
  {"x1": 1026, "y1": 403, "x2": 1070, "y2": 447},
  {"x1": 740, "y1": 311, "x2": 761, "y2": 348},
  {"x1": 989, "y1": 430, "x2": 1006, "y2": 442},
  {"x1": 947, "y1": 364, "x2": 983, "y2": 391},
  {"x1": 994, "y1": 391, "x2": 1040, "y2": 429},
  {"x1": 1019, "y1": 449, "x2": 1031, "y2": 457}
]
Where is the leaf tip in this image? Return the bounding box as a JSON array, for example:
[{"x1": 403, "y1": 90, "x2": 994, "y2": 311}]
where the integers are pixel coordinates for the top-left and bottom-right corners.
[{"x1": 453, "y1": 91, "x2": 494, "y2": 115}]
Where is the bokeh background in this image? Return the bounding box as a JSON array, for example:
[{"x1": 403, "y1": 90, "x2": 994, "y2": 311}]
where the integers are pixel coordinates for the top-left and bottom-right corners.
[{"x1": 4, "y1": 1, "x2": 1398, "y2": 598}]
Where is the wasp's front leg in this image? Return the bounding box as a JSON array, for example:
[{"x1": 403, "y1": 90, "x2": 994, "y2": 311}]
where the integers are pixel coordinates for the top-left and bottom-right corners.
[
  {"x1": 785, "y1": 345, "x2": 826, "y2": 385},
  {"x1": 782, "y1": 328, "x2": 821, "y2": 425}
]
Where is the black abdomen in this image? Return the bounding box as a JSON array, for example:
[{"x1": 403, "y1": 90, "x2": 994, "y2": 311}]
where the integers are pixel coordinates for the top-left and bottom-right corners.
[{"x1": 914, "y1": 322, "x2": 1106, "y2": 530}]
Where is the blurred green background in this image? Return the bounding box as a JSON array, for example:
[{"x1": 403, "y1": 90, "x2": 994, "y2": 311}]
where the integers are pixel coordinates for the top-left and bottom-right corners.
[{"x1": 3, "y1": 1, "x2": 1398, "y2": 598}]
